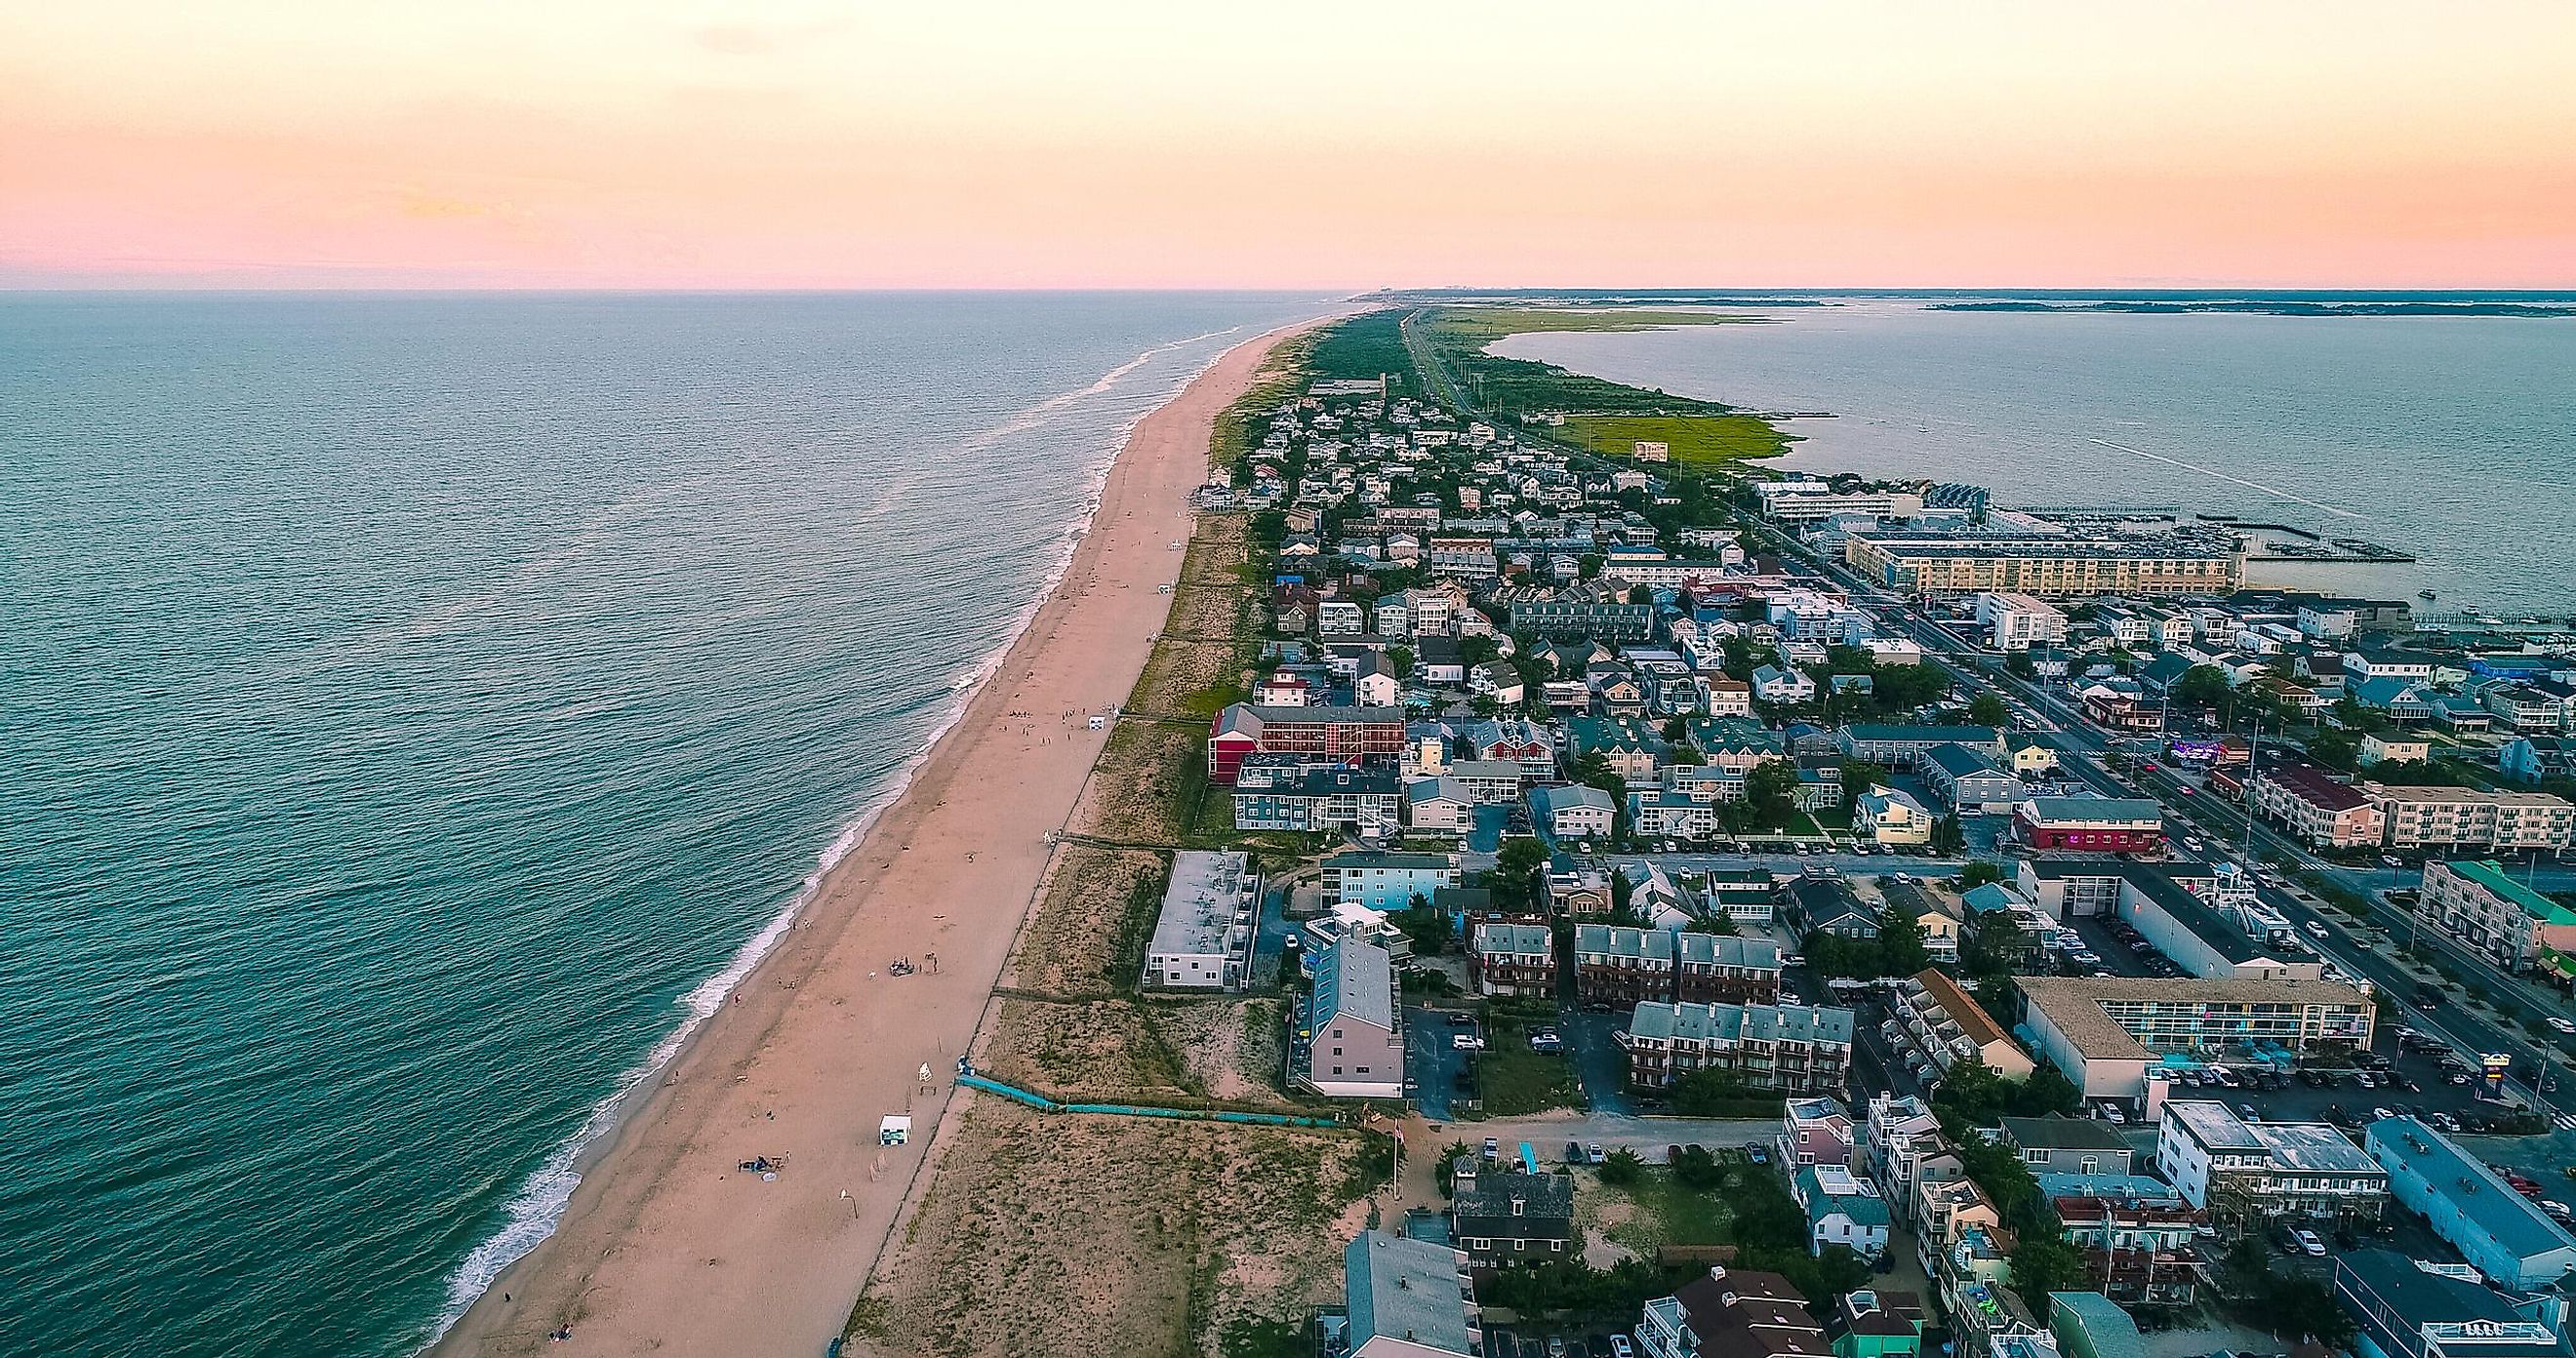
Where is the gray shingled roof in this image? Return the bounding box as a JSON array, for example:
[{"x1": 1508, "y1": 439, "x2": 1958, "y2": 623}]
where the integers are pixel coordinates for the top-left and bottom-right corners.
[{"x1": 1314, "y1": 937, "x2": 1394, "y2": 1032}]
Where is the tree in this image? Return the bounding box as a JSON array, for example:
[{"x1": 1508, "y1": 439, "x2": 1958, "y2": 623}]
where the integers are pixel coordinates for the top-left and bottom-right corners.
[
  {"x1": 1387, "y1": 645, "x2": 1415, "y2": 679},
  {"x1": 1668, "y1": 1066, "x2": 1755, "y2": 1116},
  {"x1": 1579, "y1": 552, "x2": 1605, "y2": 581},
  {"x1": 1931, "y1": 814, "x2": 1965, "y2": 855},
  {"x1": 2173, "y1": 664, "x2": 2232, "y2": 709},
  {"x1": 2005, "y1": 650, "x2": 2037, "y2": 679},
  {"x1": 1393, "y1": 893, "x2": 1454, "y2": 955},
  {"x1": 1490, "y1": 837, "x2": 1550, "y2": 911},
  {"x1": 2009, "y1": 1233, "x2": 2084, "y2": 1313},
  {"x1": 1838, "y1": 761, "x2": 1892, "y2": 813},
  {"x1": 1967, "y1": 692, "x2": 2010, "y2": 728},
  {"x1": 1627, "y1": 583, "x2": 1654, "y2": 606},
  {"x1": 1662, "y1": 716, "x2": 1691, "y2": 743},
  {"x1": 1877, "y1": 906, "x2": 1931, "y2": 979},
  {"x1": 1743, "y1": 760, "x2": 1801, "y2": 830},
  {"x1": 1599, "y1": 1147, "x2": 1645, "y2": 1186},
  {"x1": 1461, "y1": 634, "x2": 1501, "y2": 667},
  {"x1": 1958, "y1": 859, "x2": 2006, "y2": 889},
  {"x1": 2306, "y1": 730, "x2": 2360, "y2": 773}
]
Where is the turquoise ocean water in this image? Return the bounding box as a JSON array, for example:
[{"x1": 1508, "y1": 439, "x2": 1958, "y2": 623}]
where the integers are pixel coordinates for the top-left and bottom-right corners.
[
  {"x1": 0, "y1": 292, "x2": 1332, "y2": 1356},
  {"x1": 1496, "y1": 301, "x2": 2576, "y2": 614}
]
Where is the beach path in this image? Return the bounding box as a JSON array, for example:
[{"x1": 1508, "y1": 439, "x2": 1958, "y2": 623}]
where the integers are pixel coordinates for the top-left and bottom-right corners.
[{"x1": 436, "y1": 318, "x2": 1323, "y2": 1357}]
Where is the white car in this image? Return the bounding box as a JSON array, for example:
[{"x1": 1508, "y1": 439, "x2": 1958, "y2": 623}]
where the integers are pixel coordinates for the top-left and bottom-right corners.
[
  {"x1": 2548, "y1": 1017, "x2": 2576, "y2": 1036},
  {"x1": 2305, "y1": 921, "x2": 2331, "y2": 939},
  {"x1": 2293, "y1": 1228, "x2": 2327, "y2": 1258},
  {"x1": 1451, "y1": 1033, "x2": 1487, "y2": 1052}
]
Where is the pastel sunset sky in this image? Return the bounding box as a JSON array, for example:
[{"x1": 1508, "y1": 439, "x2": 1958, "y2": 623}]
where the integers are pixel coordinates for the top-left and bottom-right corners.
[{"x1": 5, "y1": 0, "x2": 2571, "y2": 289}]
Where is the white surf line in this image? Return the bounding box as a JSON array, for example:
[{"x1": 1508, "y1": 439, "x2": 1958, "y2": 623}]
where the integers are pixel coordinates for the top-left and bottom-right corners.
[
  {"x1": 2085, "y1": 438, "x2": 2361, "y2": 519},
  {"x1": 866, "y1": 325, "x2": 1247, "y2": 516}
]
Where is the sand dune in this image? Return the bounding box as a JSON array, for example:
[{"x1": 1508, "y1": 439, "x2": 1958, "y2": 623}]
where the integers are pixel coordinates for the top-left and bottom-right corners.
[{"x1": 435, "y1": 317, "x2": 1325, "y2": 1357}]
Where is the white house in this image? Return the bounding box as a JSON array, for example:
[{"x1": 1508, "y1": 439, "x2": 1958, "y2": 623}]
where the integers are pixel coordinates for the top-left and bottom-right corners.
[{"x1": 1753, "y1": 664, "x2": 1816, "y2": 704}]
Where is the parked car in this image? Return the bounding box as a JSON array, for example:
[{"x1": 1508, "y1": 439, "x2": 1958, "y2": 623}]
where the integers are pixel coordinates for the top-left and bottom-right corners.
[
  {"x1": 1611, "y1": 1338, "x2": 1635, "y2": 1358},
  {"x1": 1483, "y1": 1138, "x2": 1501, "y2": 1161},
  {"x1": 2294, "y1": 1228, "x2": 2327, "y2": 1258},
  {"x1": 1587, "y1": 1143, "x2": 1607, "y2": 1166},
  {"x1": 1568, "y1": 1140, "x2": 1587, "y2": 1164},
  {"x1": 1452, "y1": 1033, "x2": 1487, "y2": 1052},
  {"x1": 1743, "y1": 1142, "x2": 1771, "y2": 1166}
]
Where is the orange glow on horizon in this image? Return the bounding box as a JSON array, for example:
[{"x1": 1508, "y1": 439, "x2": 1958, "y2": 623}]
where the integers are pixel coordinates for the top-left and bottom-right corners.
[{"x1": 4, "y1": 1, "x2": 2572, "y2": 289}]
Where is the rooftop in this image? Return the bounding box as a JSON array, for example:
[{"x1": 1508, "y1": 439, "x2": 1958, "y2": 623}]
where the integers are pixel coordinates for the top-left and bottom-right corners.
[
  {"x1": 1344, "y1": 1231, "x2": 1476, "y2": 1357},
  {"x1": 2365, "y1": 1116, "x2": 2576, "y2": 1262},
  {"x1": 1630, "y1": 1000, "x2": 1856, "y2": 1047},
  {"x1": 2020, "y1": 796, "x2": 2164, "y2": 826},
  {"x1": 1909, "y1": 968, "x2": 2015, "y2": 1050},
  {"x1": 1998, "y1": 1115, "x2": 2134, "y2": 1153},
  {"x1": 2017, "y1": 976, "x2": 2376, "y2": 1062},
  {"x1": 1313, "y1": 937, "x2": 1395, "y2": 1033},
  {"x1": 1147, "y1": 850, "x2": 1256, "y2": 961},
  {"x1": 2438, "y1": 860, "x2": 2576, "y2": 927},
  {"x1": 1452, "y1": 1170, "x2": 1574, "y2": 1224}
]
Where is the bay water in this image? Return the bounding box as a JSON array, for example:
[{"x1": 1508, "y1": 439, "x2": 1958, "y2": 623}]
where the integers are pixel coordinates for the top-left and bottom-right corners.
[{"x1": 1495, "y1": 301, "x2": 2576, "y2": 615}]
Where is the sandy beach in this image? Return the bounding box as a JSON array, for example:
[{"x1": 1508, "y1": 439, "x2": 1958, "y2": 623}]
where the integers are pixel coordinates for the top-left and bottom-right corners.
[{"x1": 434, "y1": 318, "x2": 1323, "y2": 1357}]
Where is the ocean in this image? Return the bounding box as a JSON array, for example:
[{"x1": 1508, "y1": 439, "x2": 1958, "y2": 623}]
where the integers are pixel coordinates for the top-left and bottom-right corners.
[
  {"x1": 0, "y1": 291, "x2": 1334, "y2": 1357},
  {"x1": 1493, "y1": 301, "x2": 2576, "y2": 615}
]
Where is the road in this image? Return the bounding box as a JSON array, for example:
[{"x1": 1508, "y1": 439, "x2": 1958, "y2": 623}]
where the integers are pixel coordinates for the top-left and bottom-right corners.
[
  {"x1": 1420, "y1": 1111, "x2": 1779, "y2": 1164},
  {"x1": 1740, "y1": 515, "x2": 2576, "y2": 1111}
]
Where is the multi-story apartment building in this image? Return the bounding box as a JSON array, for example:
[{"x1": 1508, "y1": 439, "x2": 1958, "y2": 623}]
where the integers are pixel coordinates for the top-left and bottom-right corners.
[
  {"x1": 2019, "y1": 977, "x2": 2376, "y2": 1103},
  {"x1": 1975, "y1": 592, "x2": 2069, "y2": 651},
  {"x1": 1675, "y1": 932, "x2": 1786, "y2": 1006},
  {"x1": 1469, "y1": 921, "x2": 1558, "y2": 997},
  {"x1": 1890, "y1": 968, "x2": 2034, "y2": 1081},
  {"x1": 1206, "y1": 703, "x2": 1407, "y2": 782},
  {"x1": 1620, "y1": 1001, "x2": 1854, "y2": 1096},
  {"x1": 1843, "y1": 530, "x2": 2242, "y2": 598},
  {"x1": 1320, "y1": 851, "x2": 1460, "y2": 911},
  {"x1": 2248, "y1": 760, "x2": 2387, "y2": 848},
  {"x1": 2369, "y1": 785, "x2": 2576, "y2": 852},
  {"x1": 2418, "y1": 859, "x2": 2576, "y2": 972},
  {"x1": 1573, "y1": 924, "x2": 1675, "y2": 1008},
  {"x1": 2049, "y1": 1186, "x2": 2205, "y2": 1308},
  {"x1": 2154, "y1": 1100, "x2": 2388, "y2": 1228}
]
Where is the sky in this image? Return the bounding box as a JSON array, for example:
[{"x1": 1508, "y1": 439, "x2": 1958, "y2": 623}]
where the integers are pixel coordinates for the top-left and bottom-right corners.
[{"x1": 4, "y1": 0, "x2": 2572, "y2": 290}]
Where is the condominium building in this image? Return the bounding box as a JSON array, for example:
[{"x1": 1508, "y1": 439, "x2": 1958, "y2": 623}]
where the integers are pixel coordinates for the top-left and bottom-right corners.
[
  {"x1": 1889, "y1": 969, "x2": 2035, "y2": 1081},
  {"x1": 1573, "y1": 924, "x2": 1676, "y2": 1008},
  {"x1": 1620, "y1": 1000, "x2": 1855, "y2": 1096},
  {"x1": 1469, "y1": 921, "x2": 1559, "y2": 997},
  {"x1": 2248, "y1": 760, "x2": 2387, "y2": 848},
  {"x1": 2417, "y1": 859, "x2": 2576, "y2": 972},
  {"x1": 1676, "y1": 932, "x2": 1787, "y2": 1006},
  {"x1": 1143, "y1": 851, "x2": 1259, "y2": 991},
  {"x1": 2368, "y1": 785, "x2": 2576, "y2": 852},
  {"x1": 1975, "y1": 592, "x2": 2069, "y2": 652},
  {"x1": 2020, "y1": 977, "x2": 2376, "y2": 1102},
  {"x1": 2155, "y1": 1100, "x2": 2388, "y2": 1228},
  {"x1": 1843, "y1": 530, "x2": 2242, "y2": 598}
]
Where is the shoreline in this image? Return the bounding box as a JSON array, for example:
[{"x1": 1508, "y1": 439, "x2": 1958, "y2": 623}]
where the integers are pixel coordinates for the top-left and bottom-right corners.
[
  {"x1": 426, "y1": 331, "x2": 1236, "y2": 1338},
  {"x1": 430, "y1": 314, "x2": 1329, "y2": 1357}
]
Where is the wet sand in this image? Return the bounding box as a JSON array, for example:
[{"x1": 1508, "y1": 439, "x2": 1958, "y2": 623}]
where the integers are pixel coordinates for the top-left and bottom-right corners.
[{"x1": 434, "y1": 318, "x2": 1323, "y2": 1356}]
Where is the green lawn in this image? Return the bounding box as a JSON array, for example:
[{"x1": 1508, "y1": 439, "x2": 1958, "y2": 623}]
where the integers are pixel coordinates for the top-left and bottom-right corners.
[
  {"x1": 1553, "y1": 413, "x2": 1792, "y2": 464},
  {"x1": 1476, "y1": 1013, "x2": 1583, "y2": 1116}
]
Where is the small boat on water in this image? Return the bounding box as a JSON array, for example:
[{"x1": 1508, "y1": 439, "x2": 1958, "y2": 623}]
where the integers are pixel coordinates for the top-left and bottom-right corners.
[{"x1": 2419, "y1": 589, "x2": 2437, "y2": 600}]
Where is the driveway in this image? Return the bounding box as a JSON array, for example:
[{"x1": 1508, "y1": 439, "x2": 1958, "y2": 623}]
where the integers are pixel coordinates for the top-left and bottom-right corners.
[
  {"x1": 1405, "y1": 1002, "x2": 1475, "y2": 1121},
  {"x1": 1559, "y1": 1009, "x2": 1633, "y2": 1115}
]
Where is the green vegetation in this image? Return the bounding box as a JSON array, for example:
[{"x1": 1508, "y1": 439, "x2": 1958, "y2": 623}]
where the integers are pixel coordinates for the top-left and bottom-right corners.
[
  {"x1": 1553, "y1": 413, "x2": 1793, "y2": 465},
  {"x1": 1303, "y1": 309, "x2": 1416, "y2": 389},
  {"x1": 1403, "y1": 307, "x2": 1795, "y2": 466},
  {"x1": 1475, "y1": 1000, "x2": 1583, "y2": 1116}
]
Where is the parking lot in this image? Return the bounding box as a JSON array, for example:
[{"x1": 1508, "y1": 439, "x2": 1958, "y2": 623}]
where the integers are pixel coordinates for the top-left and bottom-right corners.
[
  {"x1": 1405, "y1": 1003, "x2": 1477, "y2": 1120},
  {"x1": 1486, "y1": 1328, "x2": 1632, "y2": 1358}
]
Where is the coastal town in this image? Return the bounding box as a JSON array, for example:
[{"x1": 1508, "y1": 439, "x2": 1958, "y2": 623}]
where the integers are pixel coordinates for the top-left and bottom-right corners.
[{"x1": 847, "y1": 305, "x2": 2576, "y2": 1358}]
